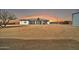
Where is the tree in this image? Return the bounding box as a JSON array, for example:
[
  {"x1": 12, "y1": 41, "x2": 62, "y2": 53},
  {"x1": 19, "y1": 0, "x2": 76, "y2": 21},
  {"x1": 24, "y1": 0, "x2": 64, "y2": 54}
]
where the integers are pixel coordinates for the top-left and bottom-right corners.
[
  {"x1": 0, "y1": 9, "x2": 17, "y2": 28},
  {"x1": 63, "y1": 21, "x2": 69, "y2": 24}
]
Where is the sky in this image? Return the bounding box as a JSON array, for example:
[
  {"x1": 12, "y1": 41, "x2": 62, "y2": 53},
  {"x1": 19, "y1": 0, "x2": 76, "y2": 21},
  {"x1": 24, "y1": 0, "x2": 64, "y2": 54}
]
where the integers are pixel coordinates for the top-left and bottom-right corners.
[{"x1": 8, "y1": 9, "x2": 79, "y2": 21}]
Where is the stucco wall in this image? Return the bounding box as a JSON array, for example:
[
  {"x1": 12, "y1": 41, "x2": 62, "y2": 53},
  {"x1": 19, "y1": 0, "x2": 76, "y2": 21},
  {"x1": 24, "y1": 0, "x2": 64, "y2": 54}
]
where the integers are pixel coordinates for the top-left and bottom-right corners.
[{"x1": 20, "y1": 21, "x2": 29, "y2": 25}]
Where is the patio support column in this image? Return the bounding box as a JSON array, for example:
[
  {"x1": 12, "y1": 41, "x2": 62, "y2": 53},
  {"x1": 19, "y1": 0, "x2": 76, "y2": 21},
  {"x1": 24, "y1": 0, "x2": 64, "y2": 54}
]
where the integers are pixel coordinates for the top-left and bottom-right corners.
[
  {"x1": 35, "y1": 20, "x2": 36, "y2": 24},
  {"x1": 41, "y1": 21, "x2": 43, "y2": 24}
]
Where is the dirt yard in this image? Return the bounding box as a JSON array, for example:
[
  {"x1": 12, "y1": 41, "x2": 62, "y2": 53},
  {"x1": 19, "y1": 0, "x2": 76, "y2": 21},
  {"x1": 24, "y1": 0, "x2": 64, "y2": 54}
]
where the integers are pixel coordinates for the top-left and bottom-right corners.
[
  {"x1": 0, "y1": 24, "x2": 79, "y2": 50},
  {"x1": 0, "y1": 38, "x2": 79, "y2": 50},
  {"x1": 0, "y1": 24, "x2": 75, "y2": 39}
]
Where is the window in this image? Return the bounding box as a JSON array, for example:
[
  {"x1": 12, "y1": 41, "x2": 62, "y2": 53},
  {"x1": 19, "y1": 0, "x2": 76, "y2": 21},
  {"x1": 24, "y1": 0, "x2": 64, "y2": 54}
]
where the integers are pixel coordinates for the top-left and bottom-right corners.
[{"x1": 24, "y1": 21, "x2": 27, "y2": 23}]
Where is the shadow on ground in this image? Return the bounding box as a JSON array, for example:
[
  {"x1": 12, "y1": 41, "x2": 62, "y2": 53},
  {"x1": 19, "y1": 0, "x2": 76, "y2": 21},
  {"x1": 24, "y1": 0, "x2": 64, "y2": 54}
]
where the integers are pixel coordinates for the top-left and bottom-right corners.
[
  {"x1": 0, "y1": 26, "x2": 21, "y2": 29},
  {"x1": 0, "y1": 38, "x2": 79, "y2": 50}
]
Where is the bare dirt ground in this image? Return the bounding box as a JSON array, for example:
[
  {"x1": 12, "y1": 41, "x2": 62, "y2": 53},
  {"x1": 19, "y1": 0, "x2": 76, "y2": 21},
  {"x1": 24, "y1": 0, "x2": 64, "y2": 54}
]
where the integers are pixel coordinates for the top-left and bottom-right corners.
[
  {"x1": 0, "y1": 24, "x2": 74, "y2": 39},
  {"x1": 0, "y1": 24, "x2": 79, "y2": 50},
  {"x1": 0, "y1": 38, "x2": 79, "y2": 50}
]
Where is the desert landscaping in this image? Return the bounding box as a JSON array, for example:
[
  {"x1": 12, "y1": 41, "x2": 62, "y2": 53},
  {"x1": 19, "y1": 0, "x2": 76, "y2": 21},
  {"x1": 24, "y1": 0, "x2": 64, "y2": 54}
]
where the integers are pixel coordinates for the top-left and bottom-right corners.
[
  {"x1": 0, "y1": 9, "x2": 79, "y2": 50},
  {"x1": 0, "y1": 24, "x2": 79, "y2": 50}
]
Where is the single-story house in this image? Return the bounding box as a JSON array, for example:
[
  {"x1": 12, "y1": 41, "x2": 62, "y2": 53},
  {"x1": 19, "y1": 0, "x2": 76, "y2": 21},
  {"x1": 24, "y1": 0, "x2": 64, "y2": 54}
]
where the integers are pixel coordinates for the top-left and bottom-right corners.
[{"x1": 20, "y1": 18, "x2": 50, "y2": 25}]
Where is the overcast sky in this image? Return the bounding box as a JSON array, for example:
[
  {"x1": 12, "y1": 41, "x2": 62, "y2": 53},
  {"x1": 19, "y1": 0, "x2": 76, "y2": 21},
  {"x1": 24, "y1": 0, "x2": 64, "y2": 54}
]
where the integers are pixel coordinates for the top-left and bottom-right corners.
[{"x1": 8, "y1": 9, "x2": 78, "y2": 21}]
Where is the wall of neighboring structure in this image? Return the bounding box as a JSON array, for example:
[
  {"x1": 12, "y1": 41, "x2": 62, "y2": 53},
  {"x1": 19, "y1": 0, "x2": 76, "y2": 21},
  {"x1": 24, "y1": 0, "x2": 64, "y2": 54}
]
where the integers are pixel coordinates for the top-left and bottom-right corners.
[
  {"x1": 20, "y1": 21, "x2": 29, "y2": 25},
  {"x1": 72, "y1": 12, "x2": 79, "y2": 26}
]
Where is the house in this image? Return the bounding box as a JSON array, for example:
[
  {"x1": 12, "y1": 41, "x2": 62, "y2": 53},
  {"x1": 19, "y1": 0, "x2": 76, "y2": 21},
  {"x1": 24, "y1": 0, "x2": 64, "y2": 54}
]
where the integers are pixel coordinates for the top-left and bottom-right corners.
[{"x1": 20, "y1": 18, "x2": 50, "y2": 25}]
